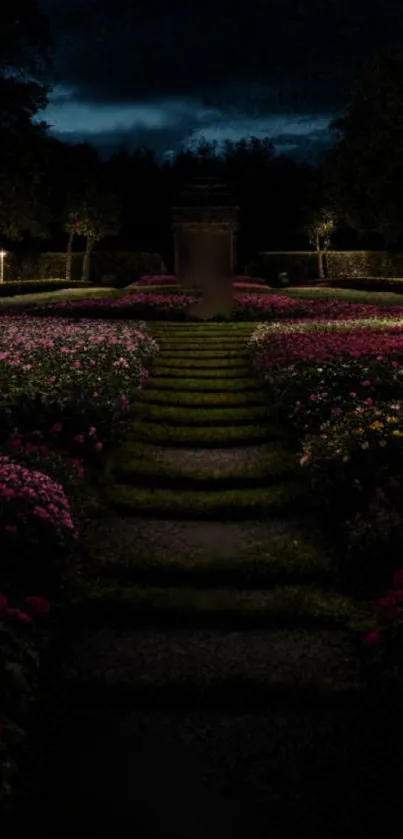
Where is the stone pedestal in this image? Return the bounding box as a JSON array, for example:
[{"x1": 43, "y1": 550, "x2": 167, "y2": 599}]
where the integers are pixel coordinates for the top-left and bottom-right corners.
[{"x1": 172, "y1": 188, "x2": 239, "y2": 318}]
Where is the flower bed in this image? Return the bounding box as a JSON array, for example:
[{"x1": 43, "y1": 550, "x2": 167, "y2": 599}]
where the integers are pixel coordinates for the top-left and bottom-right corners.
[
  {"x1": 360, "y1": 569, "x2": 403, "y2": 694},
  {"x1": 247, "y1": 318, "x2": 403, "y2": 578},
  {"x1": 22, "y1": 290, "x2": 403, "y2": 322},
  {"x1": 0, "y1": 455, "x2": 77, "y2": 587},
  {"x1": 0, "y1": 316, "x2": 159, "y2": 456}
]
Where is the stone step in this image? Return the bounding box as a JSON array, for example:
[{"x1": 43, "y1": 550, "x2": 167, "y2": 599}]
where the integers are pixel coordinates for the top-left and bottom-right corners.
[
  {"x1": 83, "y1": 514, "x2": 320, "y2": 568},
  {"x1": 107, "y1": 481, "x2": 309, "y2": 518},
  {"x1": 130, "y1": 402, "x2": 274, "y2": 426},
  {"x1": 138, "y1": 388, "x2": 269, "y2": 407},
  {"x1": 154, "y1": 342, "x2": 251, "y2": 351},
  {"x1": 150, "y1": 323, "x2": 257, "y2": 330},
  {"x1": 60, "y1": 627, "x2": 364, "y2": 701},
  {"x1": 152, "y1": 356, "x2": 249, "y2": 367},
  {"x1": 150, "y1": 365, "x2": 251, "y2": 379},
  {"x1": 148, "y1": 377, "x2": 263, "y2": 391},
  {"x1": 82, "y1": 515, "x2": 333, "y2": 587},
  {"x1": 126, "y1": 419, "x2": 286, "y2": 446},
  {"x1": 109, "y1": 441, "x2": 298, "y2": 488}
]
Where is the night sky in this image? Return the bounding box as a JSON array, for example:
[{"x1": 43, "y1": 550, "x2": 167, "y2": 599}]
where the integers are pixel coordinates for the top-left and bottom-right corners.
[{"x1": 38, "y1": 0, "x2": 403, "y2": 163}]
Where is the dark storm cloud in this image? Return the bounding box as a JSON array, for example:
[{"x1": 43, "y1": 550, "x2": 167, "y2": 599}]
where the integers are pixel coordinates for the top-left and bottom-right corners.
[{"x1": 39, "y1": 0, "x2": 403, "y2": 115}]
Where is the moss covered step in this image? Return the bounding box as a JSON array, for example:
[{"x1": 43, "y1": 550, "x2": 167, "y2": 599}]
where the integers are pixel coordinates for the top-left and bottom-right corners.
[
  {"x1": 152, "y1": 358, "x2": 250, "y2": 370},
  {"x1": 66, "y1": 582, "x2": 370, "y2": 631},
  {"x1": 147, "y1": 377, "x2": 263, "y2": 392},
  {"x1": 154, "y1": 352, "x2": 249, "y2": 361},
  {"x1": 129, "y1": 419, "x2": 285, "y2": 446},
  {"x1": 110, "y1": 445, "x2": 298, "y2": 488},
  {"x1": 153, "y1": 334, "x2": 253, "y2": 342},
  {"x1": 83, "y1": 529, "x2": 334, "y2": 587},
  {"x1": 107, "y1": 481, "x2": 308, "y2": 518},
  {"x1": 150, "y1": 322, "x2": 258, "y2": 329},
  {"x1": 150, "y1": 330, "x2": 255, "y2": 339},
  {"x1": 150, "y1": 366, "x2": 251, "y2": 379},
  {"x1": 60, "y1": 626, "x2": 365, "y2": 703},
  {"x1": 138, "y1": 388, "x2": 269, "y2": 407},
  {"x1": 130, "y1": 403, "x2": 274, "y2": 426},
  {"x1": 154, "y1": 342, "x2": 251, "y2": 352}
]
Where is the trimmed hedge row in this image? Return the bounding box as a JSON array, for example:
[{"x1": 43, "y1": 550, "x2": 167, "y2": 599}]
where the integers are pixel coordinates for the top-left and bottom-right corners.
[{"x1": 1, "y1": 251, "x2": 166, "y2": 284}]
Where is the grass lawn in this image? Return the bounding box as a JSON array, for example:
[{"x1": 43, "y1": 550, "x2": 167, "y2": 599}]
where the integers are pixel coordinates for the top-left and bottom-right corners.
[{"x1": 0, "y1": 286, "x2": 119, "y2": 306}]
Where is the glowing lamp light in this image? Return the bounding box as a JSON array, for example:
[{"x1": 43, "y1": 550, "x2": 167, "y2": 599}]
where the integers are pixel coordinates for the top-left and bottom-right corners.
[{"x1": 0, "y1": 251, "x2": 6, "y2": 284}]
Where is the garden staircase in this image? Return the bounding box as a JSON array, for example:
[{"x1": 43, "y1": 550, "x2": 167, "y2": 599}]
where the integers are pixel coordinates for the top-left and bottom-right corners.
[
  {"x1": 15, "y1": 322, "x2": 375, "y2": 839},
  {"x1": 62, "y1": 321, "x2": 368, "y2": 702}
]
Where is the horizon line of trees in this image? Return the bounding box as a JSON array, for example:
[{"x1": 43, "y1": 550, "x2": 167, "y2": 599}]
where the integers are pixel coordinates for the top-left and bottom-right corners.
[{"x1": 2, "y1": 3, "x2": 403, "y2": 281}]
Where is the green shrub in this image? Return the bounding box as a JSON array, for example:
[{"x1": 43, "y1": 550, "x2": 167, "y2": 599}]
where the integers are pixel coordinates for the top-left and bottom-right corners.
[{"x1": 0, "y1": 593, "x2": 50, "y2": 806}]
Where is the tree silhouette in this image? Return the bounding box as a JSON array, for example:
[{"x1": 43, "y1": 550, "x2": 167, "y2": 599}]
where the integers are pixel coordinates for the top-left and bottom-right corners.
[
  {"x1": 65, "y1": 182, "x2": 121, "y2": 283},
  {"x1": 324, "y1": 49, "x2": 403, "y2": 246},
  {"x1": 0, "y1": 1, "x2": 52, "y2": 240}
]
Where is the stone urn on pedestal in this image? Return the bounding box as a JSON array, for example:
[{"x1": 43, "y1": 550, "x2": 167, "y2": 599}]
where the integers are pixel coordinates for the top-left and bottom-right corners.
[{"x1": 171, "y1": 177, "x2": 239, "y2": 319}]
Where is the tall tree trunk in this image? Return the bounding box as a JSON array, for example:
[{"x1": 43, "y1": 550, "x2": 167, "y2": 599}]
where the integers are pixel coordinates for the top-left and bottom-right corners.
[
  {"x1": 316, "y1": 234, "x2": 324, "y2": 279},
  {"x1": 66, "y1": 231, "x2": 74, "y2": 283},
  {"x1": 82, "y1": 237, "x2": 95, "y2": 283}
]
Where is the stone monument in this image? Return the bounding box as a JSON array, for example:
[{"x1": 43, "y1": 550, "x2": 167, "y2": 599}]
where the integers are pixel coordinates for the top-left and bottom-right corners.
[{"x1": 171, "y1": 176, "x2": 239, "y2": 318}]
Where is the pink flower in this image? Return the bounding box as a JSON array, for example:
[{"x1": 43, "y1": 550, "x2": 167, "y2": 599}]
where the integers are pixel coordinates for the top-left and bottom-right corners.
[
  {"x1": 392, "y1": 361, "x2": 400, "y2": 368},
  {"x1": 24, "y1": 596, "x2": 51, "y2": 617},
  {"x1": 4, "y1": 524, "x2": 17, "y2": 534},
  {"x1": 33, "y1": 506, "x2": 50, "y2": 520},
  {"x1": 10, "y1": 437, "x2": 22, "y2": 448},
  {"x1": 362, "y1": 630, "x2": 380, "y2": 647},
  {"x1": 374, "y1": 593, "x2": 403, "y2": 623},
  {"x1": 364, "y1": 398, "x2": 373, "y2": 407},
  {"x1": 74, "y1": 434, "x2": 85, "y2": 444},
  {"x1": 309, "y1": 394, "x2": 317, "y2": 402},
  {"x1": 392, "y1": 569, "x2": 403, "y2": 589},
  {"x1": 349, "y1": 392, "x2": 357, "y2": 398},
  {"x1": 95, "y1": 441, "x2": 103, "y2": 452},
  {"x1": 50, "y1": 423, "x2": 63, "y2": 434},
  {"x1": 361, "y1": 380, "x2": 371, "y2": 387},
  {"x1": 5, "y1": 608, "x2": 33, "y2": 624}
]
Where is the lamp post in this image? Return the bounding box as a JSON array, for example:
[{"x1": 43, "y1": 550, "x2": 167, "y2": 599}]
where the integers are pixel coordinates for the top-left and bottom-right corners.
[{"x1": 0, "y1": 251, "x2": 6, "y2": 284}]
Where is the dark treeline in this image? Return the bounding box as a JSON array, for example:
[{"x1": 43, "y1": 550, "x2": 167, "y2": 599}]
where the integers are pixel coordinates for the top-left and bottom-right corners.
[
  {"x1": 1, "y1": 2, "x2": 403, "y2": 278},
  {"x1": 0, "y1": 133, "x2": 386, "y2": 277}
]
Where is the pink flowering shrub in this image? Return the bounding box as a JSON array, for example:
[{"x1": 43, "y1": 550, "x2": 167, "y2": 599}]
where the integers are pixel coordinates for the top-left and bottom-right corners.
[
  {"x1": 0, "y1": 433, "x2": 86, "y2": 516},
  {"x1": 361, "y1": 569, "x2": 403, "y2": 694},
  {"x1": 0, "y1": 316, "x2": 159, "y2": 457},
  {"x1": 33, "y1": 292, "x2": 199, "y2": 319},
  {"x1": 0, "y1": 455, "x2": 77, "y2": 582},
  {"x1": 247, "y1": 323, "x2": 403, "y2": 434},
  {"x1": 248, "y1": 319, "x2": 403, "y2": 569}
]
